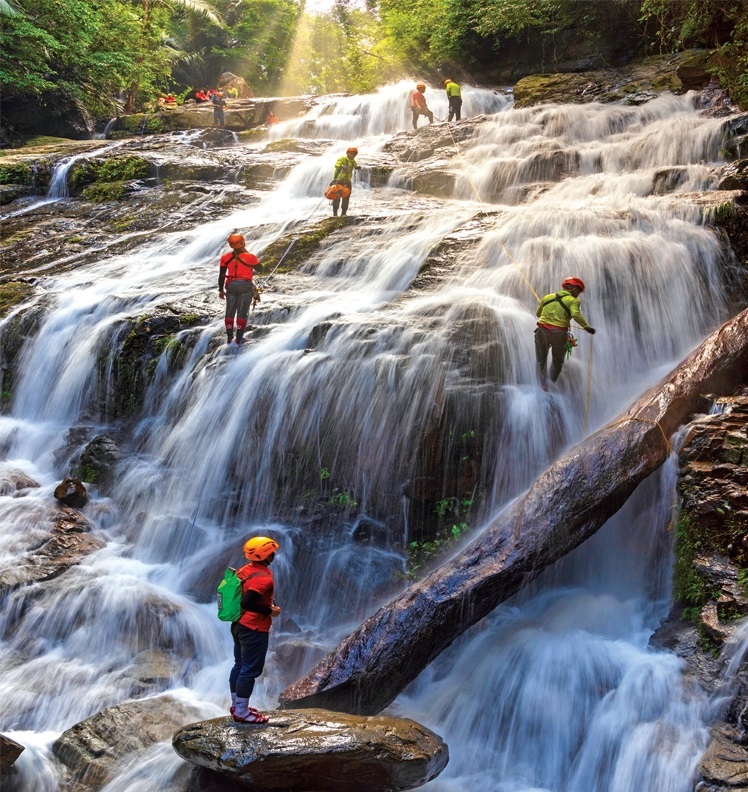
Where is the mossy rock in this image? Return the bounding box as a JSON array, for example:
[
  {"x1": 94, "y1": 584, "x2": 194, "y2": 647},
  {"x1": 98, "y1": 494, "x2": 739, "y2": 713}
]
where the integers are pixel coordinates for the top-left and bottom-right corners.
[
  {"x1": 70, "y1": 156, "x2": 150, "y2": 192},
  {"x1": 115, "y1": 114, "x2": 168, "y2": 135},
  {"x1": 261, "y1": 218, "x2": 351, "y2": 273},
  {"x1": 0, "y1": 163, "x2": 33, "y2": 186},
  {"x1": 0, "y1": 282, "x2": 32, "y2": 318},
  {"x1": 82, "y1": 181, "x2": 128, "y2": 203}
]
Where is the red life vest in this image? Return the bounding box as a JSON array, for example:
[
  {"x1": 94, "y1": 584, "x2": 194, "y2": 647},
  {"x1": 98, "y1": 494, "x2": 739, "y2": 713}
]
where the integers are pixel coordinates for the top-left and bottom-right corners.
[
  {"x1": 220, "y1": 250, "x2": 259, "y2": 285},
  {"x1": 237, "y1": 562, "x2": 274, "y2": 632}
]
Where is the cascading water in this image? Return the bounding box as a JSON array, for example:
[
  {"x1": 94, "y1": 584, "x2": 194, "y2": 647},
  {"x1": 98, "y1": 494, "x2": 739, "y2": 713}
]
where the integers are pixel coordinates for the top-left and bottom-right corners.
[{"x1": 0, "y1": 82, "x2": 738, "y2": 790}]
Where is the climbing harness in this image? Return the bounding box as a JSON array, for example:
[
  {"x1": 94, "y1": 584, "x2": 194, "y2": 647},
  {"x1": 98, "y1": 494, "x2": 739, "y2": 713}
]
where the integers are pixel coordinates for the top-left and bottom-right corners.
[{"x1": 565, "y1": 332, "x2": 578, "y2": 358}]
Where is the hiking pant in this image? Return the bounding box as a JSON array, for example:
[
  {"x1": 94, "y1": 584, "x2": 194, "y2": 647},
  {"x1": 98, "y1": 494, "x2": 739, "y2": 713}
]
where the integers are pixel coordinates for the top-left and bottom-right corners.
[
  {"x1": 225, "y1": 279, "x2": 254, "y2": 336},
  {"x1": 448, "y1": 96, "x2": 462, "y2": 122},
  {"x1": 332, "y1": 179, "x2": 352, "y2": 216},
  {"x1": 230, "y1": 623, "x2": 269, "y2": 699},
  {"x1": 412, "y1": 107, "x2": 434, "y2": 129},
  {"x1": 214, "y1": 107, "x2": 225, "y2": 127},
  {"x1": 535, "y1": 325, "x2": 568, "y2": 384}
]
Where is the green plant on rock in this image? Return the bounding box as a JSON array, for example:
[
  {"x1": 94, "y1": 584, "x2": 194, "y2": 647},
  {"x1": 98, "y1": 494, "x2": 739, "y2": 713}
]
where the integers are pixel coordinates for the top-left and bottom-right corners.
[
  {"x1": 328, "y1": 489, "x2": 357, "y2": 509},
  {"x1": 82, "y1": 181, "x2": 127, "y2": 202},
  {"x1": 0, "y1": 163, "x2": 33, "y2": 185}
]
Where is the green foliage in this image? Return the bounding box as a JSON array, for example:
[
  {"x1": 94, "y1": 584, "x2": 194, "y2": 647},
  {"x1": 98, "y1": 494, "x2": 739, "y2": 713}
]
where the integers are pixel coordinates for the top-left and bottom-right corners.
[
  {"x1": 0, "y1": 282, "x2": 32, "y2": 317},
  {"x1": 407, "y1": 494, "x2": 473, "y2": 578},
  {"x1": 0, "y1": 164, "x2": 33, "y2": 185},
  {"x1": 672, "y1": 515, "x2": 710, "y2": 610},
  {"x1": 640, "y1": 1, "x2": 748, "y2": 108},
  {"x1": 328, "y1": 489, "x2": 357, "y2": 509},
  {"x1": 70, "y1": 156, "x2": 150, "y2": 190}
]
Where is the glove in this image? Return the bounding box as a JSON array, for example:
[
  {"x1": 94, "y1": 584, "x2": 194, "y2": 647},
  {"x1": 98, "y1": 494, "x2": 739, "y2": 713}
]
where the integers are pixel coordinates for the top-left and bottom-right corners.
[
  {"x1": 219, "y1": 290, "x2": 225, "y2": 300},
  {"x1": 585, "y1": 327, "x2": 596, "y2": 334}
]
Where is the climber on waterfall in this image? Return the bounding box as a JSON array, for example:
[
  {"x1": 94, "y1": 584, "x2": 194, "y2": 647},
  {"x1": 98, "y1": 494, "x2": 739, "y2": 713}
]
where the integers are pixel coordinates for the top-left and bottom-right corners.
[
  {"x1": 410, "y1": 83, "x2": 434, "y2": 130},
  {"x1": 329, "y1": 147, "x2": 360, "y2": 216},
  {"x1": 218, "y1": 233, "x2": 262, "y2": 344},
  {"x1": 444, "y1": 79, "x2": 462, "y2": 121},
  {"x1": 229, "y1": 536, "x2": 281, "y2": 724},
  {"x1": 535, "y1": 277, "x2": 595, "y2": 389}
]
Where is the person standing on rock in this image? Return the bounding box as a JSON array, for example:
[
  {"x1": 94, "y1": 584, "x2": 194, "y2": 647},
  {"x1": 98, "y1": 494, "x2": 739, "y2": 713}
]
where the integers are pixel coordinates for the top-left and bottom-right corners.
[
  {"x1": 211, "y1": 90, "x2": 226, "y2": 128},
  {"x1": 229, "y1": 536, "x2": 281, "y2": 724},
  {"x1": 410, "y1": 83, "x2": 434, "y2": 130},
  {"x1": 330, "y1": 146, "x2": 360, "y2": 216},
  {"x1": 535, "y1": 277, "x2": 595, "y2": 389},
  {"x1": 444, "y1": 79, "x2": 462, "y2": 121},
  {"x1": 219, "y1": 233, "x2": 262, "y2": 344}
]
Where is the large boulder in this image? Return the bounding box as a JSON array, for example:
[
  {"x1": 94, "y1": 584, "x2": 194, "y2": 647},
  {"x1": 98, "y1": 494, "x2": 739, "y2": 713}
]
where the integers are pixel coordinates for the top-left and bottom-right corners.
[
  {"x1": 0, "y1": 465, "x2": 39, "y2": 495},
  {"x1": 53, "y1": 695, "x2": 205, "y2": 791},
  {"x1": 54, "y1": 478, "x2": 88, "y2": 509},
  {"x1": 0, "y1": 733, "x2": 24, "y2": 780},
  {"x1": 172, "y1": 708, "x2": 448, "y2": 791}
]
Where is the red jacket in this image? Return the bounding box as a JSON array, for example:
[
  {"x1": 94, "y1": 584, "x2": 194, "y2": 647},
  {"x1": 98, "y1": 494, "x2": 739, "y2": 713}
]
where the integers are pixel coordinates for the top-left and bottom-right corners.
[
  {"x1": 220, "y1": 250, "x2": 259, "y2": 286},
  {"x1": 237, "y1": 562, "x2": 274, "y2": 632}
]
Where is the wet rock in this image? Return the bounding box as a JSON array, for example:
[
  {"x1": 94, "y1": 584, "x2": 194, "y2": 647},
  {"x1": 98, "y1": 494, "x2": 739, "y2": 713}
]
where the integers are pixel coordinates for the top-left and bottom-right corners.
[
  {"x1": 719, "y1": 160, "x2": 748, "y2": 191},
  {"x1": 700, "y1": 724, "x2": 748, "y2": 789},
  {"x1": 0, "y1": 505, "x2": 103, "y2": 596},
  {"x1": 77, "y1": 434, "x2": 121, "y2": 494},
  {"x1": 217, "y1": 72, "x2": 253, "y2": 99},
  {"x1": 676, "y1": 51, "x2": 721, "y2": 90},
  {"x1": 0, "y1": 733, "x2": 24, "y2": 780},
  {"x1": 0, "y1": 465, "x2": 39, "y2": 495},
  {"x1": 113, "y1": 650, "x2": 186, "y2": 698},
  {"x1": 53, "y1": 695, "x2": 205, "y2": 791},
  {"x1": 172, "y1": 708, "x2": 448, "y2": 792},
  {"x1": 54, "y1": 478, "x2": 89, "y2": 509}
]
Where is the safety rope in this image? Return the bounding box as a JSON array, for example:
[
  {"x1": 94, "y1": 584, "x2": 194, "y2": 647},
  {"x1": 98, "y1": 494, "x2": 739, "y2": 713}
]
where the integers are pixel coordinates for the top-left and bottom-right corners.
[{"x1": 445, "y1": 124, "x2": 595, "y2": 422}]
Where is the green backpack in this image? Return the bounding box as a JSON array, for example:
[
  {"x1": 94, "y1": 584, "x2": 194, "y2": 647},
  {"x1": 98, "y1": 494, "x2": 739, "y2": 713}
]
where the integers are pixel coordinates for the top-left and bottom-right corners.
[{"x1": 217, "y1": 568, "x2": 243, "y2": 622}]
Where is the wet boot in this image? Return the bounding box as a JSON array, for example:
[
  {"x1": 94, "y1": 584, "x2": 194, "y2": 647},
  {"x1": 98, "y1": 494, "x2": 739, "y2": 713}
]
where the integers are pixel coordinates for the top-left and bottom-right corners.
[
  {"x1": 226, "y1": 330, "x2": 234, "y2": 344},
  {"x1": 236, "y1": 330, "x2": 245, "y2": 345}
]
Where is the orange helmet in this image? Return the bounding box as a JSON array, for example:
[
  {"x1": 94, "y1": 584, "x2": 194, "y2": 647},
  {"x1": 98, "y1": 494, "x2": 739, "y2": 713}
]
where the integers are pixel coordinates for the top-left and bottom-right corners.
[
  {"x1": 561, "y1": 277, "x2": 586, "y2": 292},
  {"x1": 443, "y1": 79, "x2": 451, "y2": 86},
  {"x1": 243, "y1": 536, "x2": 280, "y2": 561},
  {"x1": 416, "y1": 83, "x2": 426, "y2": 90},
  {"x1": 346, "y1": 147, "x2": 358, "y2": 156},
  {"x1": 227, "y1": 233, "x2": 245, "y2": 249}
]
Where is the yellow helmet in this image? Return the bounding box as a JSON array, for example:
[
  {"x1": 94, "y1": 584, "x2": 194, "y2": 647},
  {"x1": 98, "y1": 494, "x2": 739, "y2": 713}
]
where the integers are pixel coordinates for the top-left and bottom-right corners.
[{"x1": 243, "y1": 536, "x2": 279, "y2": 561}]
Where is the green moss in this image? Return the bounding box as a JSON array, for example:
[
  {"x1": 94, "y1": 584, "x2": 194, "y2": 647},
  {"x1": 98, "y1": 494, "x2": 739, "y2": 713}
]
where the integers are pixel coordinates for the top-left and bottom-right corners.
[
  {"x1": 0, "y1": 283, "x2": 32, "y2": 318},
  {"x1": 70, "y1": 156, "x2": 149, "y2": 190},
  {"x1": 0, "y1": 163, "x2": 33, "y2": 185},
  {"x1": 82, "y1": 181, "x2": 127, "y2": 202},
  {"x1": 76, "y1": 464, "x2": 99, "y2": 483},
  {"x1": 672, "y1": 514, "x2": 712, "y2": 610},
  {"x1": 261, "y1": 219, "x2": 349, "y2": 274}
]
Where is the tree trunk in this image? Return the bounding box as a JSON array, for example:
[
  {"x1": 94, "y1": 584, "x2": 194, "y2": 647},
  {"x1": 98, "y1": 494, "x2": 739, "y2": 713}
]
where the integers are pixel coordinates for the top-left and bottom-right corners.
[{"x1": 279, "y1": 308, "x2": 748, "y2": 716}]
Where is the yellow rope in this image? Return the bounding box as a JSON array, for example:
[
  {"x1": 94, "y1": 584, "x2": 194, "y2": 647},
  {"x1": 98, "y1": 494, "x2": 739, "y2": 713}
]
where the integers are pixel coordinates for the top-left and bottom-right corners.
[{"x1": 583, "y1": 338, "x2": 593, "y2": 435}]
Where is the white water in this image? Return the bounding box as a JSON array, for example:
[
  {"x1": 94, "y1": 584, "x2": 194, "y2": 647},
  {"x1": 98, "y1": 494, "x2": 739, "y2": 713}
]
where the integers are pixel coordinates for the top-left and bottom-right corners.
[{"x1": 0, "y1": 82, "x2": 737, "y2": 790}]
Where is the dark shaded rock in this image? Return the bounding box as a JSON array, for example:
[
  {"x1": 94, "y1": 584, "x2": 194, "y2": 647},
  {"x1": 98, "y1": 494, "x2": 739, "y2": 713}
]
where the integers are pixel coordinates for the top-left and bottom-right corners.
[
  {"x1": 172, "y1": 709, "x2": 448, "y2": 792},
  {"x1": 54, "y1": 478, "x2": 88, "y2": 509},
  {"x1": 77, "y1": 434, "x2": 121, "y2": 493},
  {"x1": 0, "y1": 733, "x2": 24, "y2": 780},
  {"x1": 719, "y1": 160, "x2": 748, "y2": 191},
  {"x1": 53, "y1": 695, "x2": 205, "y2": 791},
  {"x1": 676, "y1": 50, "x2": 721, "y2": 90}
]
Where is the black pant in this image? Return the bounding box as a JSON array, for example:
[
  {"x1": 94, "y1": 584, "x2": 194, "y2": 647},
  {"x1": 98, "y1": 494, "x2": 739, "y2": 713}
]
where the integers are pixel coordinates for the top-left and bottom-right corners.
[
  {"x1": 332, "y1": 179, "x2": 352, "y2": 216},
  {"x1": 411, "y1": 107, "x2": 434, "y2": 129},
  {"x1": 229, "y1": 622, "x2": 269, "y2": 699},
  {"x1": 448, "y1": 96, "x2": 462, "y2": 121},
  {"x1": 535, "y1": 326, "x2": 568, "y2": 385},
  {"x1": 225, "y1": 280, "x2": 254, "y2": 338}
]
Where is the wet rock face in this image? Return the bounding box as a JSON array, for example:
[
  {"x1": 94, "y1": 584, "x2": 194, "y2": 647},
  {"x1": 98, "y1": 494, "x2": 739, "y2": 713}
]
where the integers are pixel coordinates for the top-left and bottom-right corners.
[
  {"x1": 0, "y1": 733, "x2": 24, "y2": 779},
  {"x1": 54, "y1": 477, "x2": 88, "y2": 508},
  {"x1": 0, "y1": 504, "x2": 103, "y2": 597},
  {"x1": 53, "y1": 695, "x2": 205, "y2": 791},
  {"x1": 172, "y1": 709, "x2": 449, "y2": 792}
]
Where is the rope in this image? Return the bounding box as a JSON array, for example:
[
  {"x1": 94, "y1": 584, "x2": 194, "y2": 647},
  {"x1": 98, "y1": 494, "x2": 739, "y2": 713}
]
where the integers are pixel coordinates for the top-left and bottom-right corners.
[
  {"x1": 179, "y1": 481, "x2": 207, "y2": 569},
  {"x1": 583, "y1": 338, "x2": 593, "y2": 435}
]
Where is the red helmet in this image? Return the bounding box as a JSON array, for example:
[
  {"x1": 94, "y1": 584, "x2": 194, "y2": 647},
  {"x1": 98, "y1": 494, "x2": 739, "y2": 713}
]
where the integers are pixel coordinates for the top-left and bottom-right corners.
[
  {"x1": 227, "y1": 233, "x2": 245, "y2": 249},
  {"x1": 243, "y1": 536, "x2": 279, "y2": 561},
  {"x1": 561, "y1": 277, "x2": 585, "y2": 292}
]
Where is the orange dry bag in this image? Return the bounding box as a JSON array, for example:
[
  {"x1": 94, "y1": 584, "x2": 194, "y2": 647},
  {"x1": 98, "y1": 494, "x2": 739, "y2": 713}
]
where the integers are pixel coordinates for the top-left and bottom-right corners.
[{"x1": 325, "y1": 183, "x2": 351, "y2": 200}]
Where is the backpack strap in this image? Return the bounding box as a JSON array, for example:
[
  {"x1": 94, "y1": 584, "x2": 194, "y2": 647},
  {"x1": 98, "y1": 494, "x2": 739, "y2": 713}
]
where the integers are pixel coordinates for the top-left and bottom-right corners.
[{"x1": 542, "y1": 292, "x2": 571, "y2": 318}]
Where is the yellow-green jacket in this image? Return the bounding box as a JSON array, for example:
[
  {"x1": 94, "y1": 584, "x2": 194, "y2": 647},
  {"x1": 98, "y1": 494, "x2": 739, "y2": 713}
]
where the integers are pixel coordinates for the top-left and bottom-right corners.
[
  {"x1": 445, "y1": 81, "x2": 461, "y2": 98},
  {"x1": 333, "y1": 155, "x2": 359, "y2": 181},
  {"x1": 536, "y1": 290, "x2": 590, "y2": 330}
]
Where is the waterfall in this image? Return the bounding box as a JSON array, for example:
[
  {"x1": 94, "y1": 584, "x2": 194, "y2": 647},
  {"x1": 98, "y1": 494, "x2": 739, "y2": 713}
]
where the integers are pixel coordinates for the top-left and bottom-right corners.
[{"x1": 0, "y1": 82, "x2": 736, "y2": 790}]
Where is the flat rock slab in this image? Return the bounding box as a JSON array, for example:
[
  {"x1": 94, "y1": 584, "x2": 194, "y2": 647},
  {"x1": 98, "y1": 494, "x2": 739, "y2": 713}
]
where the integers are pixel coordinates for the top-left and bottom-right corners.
[{"x1": 172, "y1": 708, "x2": 448, "y2": 791}]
